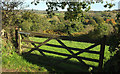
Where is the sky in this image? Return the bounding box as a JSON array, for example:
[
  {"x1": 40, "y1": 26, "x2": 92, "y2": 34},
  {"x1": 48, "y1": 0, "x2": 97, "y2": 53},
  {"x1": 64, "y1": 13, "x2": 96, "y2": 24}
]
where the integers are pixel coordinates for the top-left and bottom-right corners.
[{"x1": 23, "y1": 0, "x2": 120, "y2": 11}]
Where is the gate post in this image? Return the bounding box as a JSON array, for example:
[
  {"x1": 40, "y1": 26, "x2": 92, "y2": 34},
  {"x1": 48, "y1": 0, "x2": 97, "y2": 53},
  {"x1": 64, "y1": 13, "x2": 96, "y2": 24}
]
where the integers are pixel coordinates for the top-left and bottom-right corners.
[
  {"x1": 18, "y1": 28, "x2": 22, "y2": 54},
  {"x1": 15, "y1": 27, "x2": 18, "y2": 49},
  {"x1": 98, "y1": 35, "x2": 106, "y2": 71}
]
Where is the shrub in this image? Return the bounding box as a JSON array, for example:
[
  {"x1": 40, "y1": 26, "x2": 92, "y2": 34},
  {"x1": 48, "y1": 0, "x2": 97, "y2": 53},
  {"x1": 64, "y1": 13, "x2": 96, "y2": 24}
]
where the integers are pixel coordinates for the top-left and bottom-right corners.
[
  {"x1": 21, "y1": 11, "x2": 40, "y2": 23},
  {"x1": 2, "y1": 10, "x2": 20, "y2": 26},
  {"x1": 105, "y1": 19, "x2": 110, "y2": 23},
  {"x1": 83, "y1": 19, "x2": 89, "y2": 25},
  {"x1": 30, "y1": 23, "x2": 40, "y2": 31},
  {"x1": 49, "y1": 20, "x2": 58, "y2": 25},
  {"x1": 95, "y1": 23, "x2": 114, "y2": 36},
  {"x1": 93, "y1": 16, "x2": 104, "y2": 24},
  {"x1": 89, "y1": 19, "x2": 98, "y2": 27},
  {"x1": 57, "y1": 15, "x2": 65, "y2": 22},
  {"x1": 109, "y1": 19, "x2": 116, "y2": 26},
  {"x1": 87, "y1": 23, "x2": 114, "y2": 39},
  {"x1": 67, "y1": 21, "x2": 84, "y2": 33},
  {"x1": 19, "y1": 20, "x2": 33, "y2": 31}
]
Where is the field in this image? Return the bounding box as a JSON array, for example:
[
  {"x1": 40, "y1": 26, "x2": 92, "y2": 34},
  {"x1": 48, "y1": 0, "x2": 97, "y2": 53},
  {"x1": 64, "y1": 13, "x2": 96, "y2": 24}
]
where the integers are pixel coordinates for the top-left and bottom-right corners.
[
  {"x1": 2, "y1": 1, "x2": 120, "y2": 72},
  {"x1": 20, "y1": 37, "x2": 111, "y2": 72}
]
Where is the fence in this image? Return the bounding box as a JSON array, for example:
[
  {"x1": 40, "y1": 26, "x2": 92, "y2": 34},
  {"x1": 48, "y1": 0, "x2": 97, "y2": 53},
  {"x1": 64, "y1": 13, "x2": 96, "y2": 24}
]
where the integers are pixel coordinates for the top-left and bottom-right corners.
[{"x1": 15, "y1": 28, "x2": 106, "y2": 71}]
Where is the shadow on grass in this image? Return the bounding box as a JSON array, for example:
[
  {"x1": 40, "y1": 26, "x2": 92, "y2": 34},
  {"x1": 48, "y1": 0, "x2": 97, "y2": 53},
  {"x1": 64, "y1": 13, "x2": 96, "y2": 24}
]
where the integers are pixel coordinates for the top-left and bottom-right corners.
[
  {"x1": 103, "y1": 51, "x2": 120, "y2": 72},
  {"x1": 21, "y1": 52, "x2": 93, "y2": 73}
]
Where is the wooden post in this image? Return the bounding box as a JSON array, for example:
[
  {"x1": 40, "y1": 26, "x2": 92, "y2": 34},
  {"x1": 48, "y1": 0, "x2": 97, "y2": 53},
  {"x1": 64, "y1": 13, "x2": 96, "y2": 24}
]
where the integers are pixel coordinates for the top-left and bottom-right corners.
[
  {"x1": 15, "y1": 27, "x2": 18, "y2": 49},
  {"x1": 18, "y1": 28, "x2": 22, "y2": 54},
  {"x1": 98, "y1": 35, "x2": 106, "y2": 71}
]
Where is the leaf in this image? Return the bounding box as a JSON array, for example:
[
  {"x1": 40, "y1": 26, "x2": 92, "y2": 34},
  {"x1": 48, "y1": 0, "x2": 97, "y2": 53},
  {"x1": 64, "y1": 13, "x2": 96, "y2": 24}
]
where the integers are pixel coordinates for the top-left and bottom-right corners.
[
  {"x1": 104, "y1": 5, "x2": 107, "y2": 8},
  {"x1": 37, "y1": 1, "x2": 39, "y2": 4},
  {"x1": 35, "y1": 3, "x2": 37, "y2": 5},
  {"x1": 31, "y1": 2, "x2": 33, "y2": 4}
]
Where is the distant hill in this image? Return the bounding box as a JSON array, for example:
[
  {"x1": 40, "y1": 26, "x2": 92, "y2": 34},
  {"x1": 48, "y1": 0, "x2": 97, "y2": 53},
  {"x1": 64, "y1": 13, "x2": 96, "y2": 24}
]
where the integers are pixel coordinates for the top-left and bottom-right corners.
[
  {"x1": 21, "y1": 9, "x2": 119, "y2": 15},
  {"x1": 22, "y1": 9, "x2": 65, "y2": 14}
]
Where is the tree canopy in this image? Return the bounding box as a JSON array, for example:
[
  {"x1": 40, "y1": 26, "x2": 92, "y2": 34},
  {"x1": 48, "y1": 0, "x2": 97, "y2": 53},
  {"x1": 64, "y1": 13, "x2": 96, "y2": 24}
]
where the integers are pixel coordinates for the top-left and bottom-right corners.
[{"x1": 31, "y1": 0, "x2": 115, "y2": 20}]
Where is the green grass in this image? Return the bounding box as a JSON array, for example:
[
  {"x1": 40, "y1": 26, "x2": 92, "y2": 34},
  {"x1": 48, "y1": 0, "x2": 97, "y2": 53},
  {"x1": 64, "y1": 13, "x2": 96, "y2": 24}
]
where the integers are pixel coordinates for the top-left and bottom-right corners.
[
  {"x1": 2, "y1": 40, "x2": 47, "y2": 72},
  {"x1": 21, "y1": 37, "x2": 111, "y2": 72},
  {"x1": 2, "y1": 37, "x2": 111, "y2": 72},
  {"x1": 29, "y1": 37, "x2": 110, "y2": 66}
]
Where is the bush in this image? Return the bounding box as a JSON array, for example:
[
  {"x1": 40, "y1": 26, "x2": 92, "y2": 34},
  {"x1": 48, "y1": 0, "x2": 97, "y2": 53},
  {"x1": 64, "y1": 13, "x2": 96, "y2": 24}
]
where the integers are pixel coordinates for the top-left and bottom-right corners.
[
  {"x1": 30, "y1": 23, "x2": 40, "y2": 31},
  {"x1": 67, "y1": 21, "x2": 84, "y2": 33},
  {"x1": 109, "y1": 19, "x2": 116, "y2": 26},
  {"x1": 57, "y1": 15, "x2": 65, "y2": 22},
  {"x1": 87, "y1": 23, "x2": 114, "y2": 39},
  {"x1": 95, "y1": 23, "x2": 114, "y2": 36},
  {"x1": 19, "y1": 20, "x2": 33, "y2": 31},
  {"x1": 83, "y1": 19, "x2": 89, "y2": 25},
  {"x1": 89, "y1": 19, "x2": 98, "y2": 27},
  {"x1": 93, "y1": 16, "x2": 104, "y2": 24},
  {"x1": 2, "y1": 10, "x2": 20, "y2": 26}
]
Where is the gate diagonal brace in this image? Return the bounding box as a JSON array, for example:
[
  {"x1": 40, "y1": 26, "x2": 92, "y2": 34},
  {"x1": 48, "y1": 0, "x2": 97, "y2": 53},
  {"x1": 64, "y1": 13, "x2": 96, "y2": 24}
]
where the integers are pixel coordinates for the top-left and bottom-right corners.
[
  {"x1": 56, "y1": 38, "x2": 87, "y2": 65},
  {"x1": 31, "y1": 43, "x2": 46, "y2": 56},
  {"x1": 28, "y1": 38, "x2": 53, "y2": 53},
  {"x1": 64, "y1": 44, "x2": 99, "y2": 61},
  {"x1": 31, "y1": 43, "x2": 37, "y2": 47}
]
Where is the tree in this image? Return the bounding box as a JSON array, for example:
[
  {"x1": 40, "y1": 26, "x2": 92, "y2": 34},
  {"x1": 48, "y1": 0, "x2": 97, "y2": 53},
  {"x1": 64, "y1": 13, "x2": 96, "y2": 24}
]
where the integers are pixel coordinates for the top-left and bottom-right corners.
[
  {"x1": 93, "y1": 16, "x2": 104, "y2": 24},
  {"x1": 31, "y1": 0, "x2": 115, "y2": 20},
  {"x1": 105, "y1": 19, "x2": 110, "y2": 23},
  {"x1": 2, "y1": 0, "x2": 26, "y2": 26},
  {"x1": 83, "y1": 19, "x2": 89, "y2": 25},
  {"x1": 89, "y1": 18, "x2": 98, "y2": 27},
  {"x1": 116, "y1": 13, "x2": 120, "y2": 24},
  {"x1": 110, "y1": 19, "x2": 116, "y2": 26},
  {"x1": 2, "y1": 0, "x2": 24, "y2": 11}
]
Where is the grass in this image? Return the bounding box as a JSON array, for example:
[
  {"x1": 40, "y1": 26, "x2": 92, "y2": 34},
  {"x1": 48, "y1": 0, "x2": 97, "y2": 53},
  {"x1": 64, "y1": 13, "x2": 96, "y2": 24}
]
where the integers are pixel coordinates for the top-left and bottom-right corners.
[
  {"x1": 21, "y1": 37, "x2": 111, "y2": 72},
  {"x1": 2, "y1": 39, "x2": 47, "y2": 72},
  {"x1": 2, "y1": 37, "x2": 111, "y2": 72},
  {"x1": 29, "y1": 37, "x2": 110, "y2": 65}
]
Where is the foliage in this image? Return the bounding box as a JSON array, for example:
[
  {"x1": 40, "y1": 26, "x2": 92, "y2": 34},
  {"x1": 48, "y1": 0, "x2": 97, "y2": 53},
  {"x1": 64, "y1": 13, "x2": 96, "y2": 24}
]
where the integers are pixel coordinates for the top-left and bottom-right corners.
[
  {"x1": 116, "y1": 13, "x2": 120, "y2": 23},
  {"x1": 87, "y1": 23, "x2": 114, "y2": 39},
  {"x1": 19, "y1": 20, "x2": 33, "y2": 31},
  {"x1": 2, "y1": 0, "x2": 24, "y2": 26},
  {"x1": 21, "y1": 11, "x2": 39, "y2": 22},
  {"x1": 93, "y1": 16, "x2": 104, "y2": 24},
  {"x1": 83, "y1": 19, "x2": 89, "y2": 25},
  {"x1": 109, "y1": 19, "x2": 116, "y2": 26},
  {"x1": 96, "y1": 23, "x2": 113, "y2": 36},
  {"x1": 2, "y1": 0, "x2": 120, "y2": 72},
  {"x1": 2, "y1": 11, "x2": 17, "y2": 26},
  {"x1": 20, "y1": 11, "x2": 45, "y2": 31},
  {"x1": 2, "y1": 39, "x2": 47, "y2": 72},
  {"x1": 105, "y1": 19, "x2": 110, "y2": 23},
  {"x1": 30, "y1": 0, "x2": 115, "y2": 21},
  {"x1": 89, "y1": 18, "x2": 98, "y2": 27},
  {"x1": 103, "y1": 51, "x2": 120, "y2": 72},
  {"x1": 2, "y1": 0, "x2": 24, "y2": 11},
  {"x1": 31, "y1": 23, "x2": 41, "y2": 31}
]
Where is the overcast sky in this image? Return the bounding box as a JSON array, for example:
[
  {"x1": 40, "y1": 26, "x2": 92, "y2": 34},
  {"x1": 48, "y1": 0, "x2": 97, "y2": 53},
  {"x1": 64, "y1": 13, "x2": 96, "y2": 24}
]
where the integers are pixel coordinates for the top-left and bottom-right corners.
[{"x1": 23, "y1": 0, "x2": 120, "y2": 11}]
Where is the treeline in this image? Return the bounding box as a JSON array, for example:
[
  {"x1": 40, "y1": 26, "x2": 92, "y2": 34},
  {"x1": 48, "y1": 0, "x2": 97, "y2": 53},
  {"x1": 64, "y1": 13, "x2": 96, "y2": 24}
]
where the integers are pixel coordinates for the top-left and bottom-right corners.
[{"x1": 2, "y1": 10, "x2": 119, "y2": 38}]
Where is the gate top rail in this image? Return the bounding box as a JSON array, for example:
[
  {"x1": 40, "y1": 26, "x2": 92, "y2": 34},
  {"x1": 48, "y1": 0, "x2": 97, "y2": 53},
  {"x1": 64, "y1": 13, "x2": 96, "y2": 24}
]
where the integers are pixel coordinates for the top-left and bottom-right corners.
[
  {"x1": 18, "y1": 32, "x2": 30, "y2": 35},
  {"x1": 18, "y1": 31, "x2": 104, "y2": 44}
]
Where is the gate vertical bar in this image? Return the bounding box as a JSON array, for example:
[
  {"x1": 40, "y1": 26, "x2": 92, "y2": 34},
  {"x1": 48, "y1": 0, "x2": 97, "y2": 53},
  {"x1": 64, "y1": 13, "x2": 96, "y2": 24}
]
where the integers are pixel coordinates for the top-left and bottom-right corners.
[
  {"x1": 18, "y1": 28, "x2": 22, "y2": 54},
  {"x1": 98, "y1": 35, "x2": 106, "y2": 71},
  {"x1": 15, "y1": 26, "x2": 18, "y2": 49}
]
